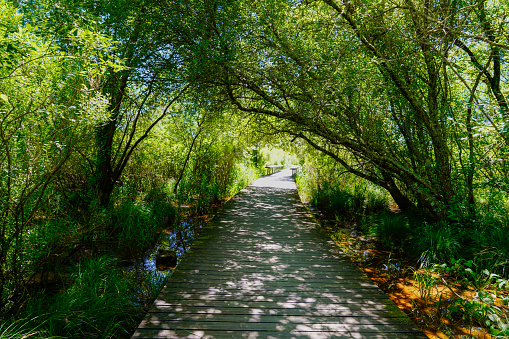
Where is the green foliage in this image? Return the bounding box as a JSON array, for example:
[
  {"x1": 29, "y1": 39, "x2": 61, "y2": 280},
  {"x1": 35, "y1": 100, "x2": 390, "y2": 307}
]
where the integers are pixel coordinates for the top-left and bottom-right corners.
[
  {"x1": 369, "y1": 212, "x2": 411, "y2": 249},
  {"x1": 475, "y1": 226, "x2": 509, "y2": 275},
  {"x1": 226, "y1": 162, "x2": 260, "y2": 198},
  {"x1": 409, "y1": 222, "x2": 461, "y2": 266},
  {"x1": 448, "y1": 294, "x2": 509, "y2": 337},
  {"x1": 0, "y1": 317, "x2": 57, "y2": 339},
  {"x1": 8, "y1": 256, "x2": 166, "y2": 339},
  {"x1": 114, "y1": 202, "x2": 160, "y2": 252},
  {"x1": 3, "y1": 0, "x2": 509, "y2": 336},
  {"x1": 0, "y1": 0, "x2": 116, "y2": 313},
  {"x1": 295, "y1": 151, "x2": 390, "y2": 218},
  {"x1": 107, "y1": 183, "x2": 177, "y2": 258},
  {"x1": 412, "y1": 265, "x2": 441, "y2": 307},
  {"x1": 439, "y1": 259, "x2": 509, "y2": 293},
  {"x1": 313, "y1": 182, "x2": 358, "y2": 215},
  {"x1": 437, "y1": 258, "x2": 509, "y2": 336},
  {"x1": 146, "y1": 185, "x2": 177, "y2": 227},
  {"x1": 259, "y1": 147, "x2": 299, "y2": 167}
]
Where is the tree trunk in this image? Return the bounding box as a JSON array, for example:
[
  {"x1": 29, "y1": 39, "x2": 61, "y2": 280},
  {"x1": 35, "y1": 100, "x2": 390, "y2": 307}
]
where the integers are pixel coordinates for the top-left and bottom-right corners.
[
  {"x1": 381, "y1": 173, "x2": 417, "y2": 213},
  {"x1": 94, "y1": 70, "x2": 129, "y2": 207}
]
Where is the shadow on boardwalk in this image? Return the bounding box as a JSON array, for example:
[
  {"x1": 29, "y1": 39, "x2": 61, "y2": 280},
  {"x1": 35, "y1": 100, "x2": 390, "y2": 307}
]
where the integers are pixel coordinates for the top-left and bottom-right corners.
[{"x1": 132, "y1": 169, "x2": 427, "y2": 338}]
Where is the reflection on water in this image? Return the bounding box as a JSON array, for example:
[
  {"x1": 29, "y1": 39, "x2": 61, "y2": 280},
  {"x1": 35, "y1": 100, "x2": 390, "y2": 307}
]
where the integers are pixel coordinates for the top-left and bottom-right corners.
[{"x1": 144, "y1": 217, "x2": 208, "y2": 272}]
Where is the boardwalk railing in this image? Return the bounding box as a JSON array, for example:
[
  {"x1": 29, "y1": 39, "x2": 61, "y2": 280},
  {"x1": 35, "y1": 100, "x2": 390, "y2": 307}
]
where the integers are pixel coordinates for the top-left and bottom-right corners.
[
  {"x1": 290, "y1": 165, "x2": 301, "y2": 176},
  {"x1": 264, "y1": 164, "x2": 283, "y2": 175}
]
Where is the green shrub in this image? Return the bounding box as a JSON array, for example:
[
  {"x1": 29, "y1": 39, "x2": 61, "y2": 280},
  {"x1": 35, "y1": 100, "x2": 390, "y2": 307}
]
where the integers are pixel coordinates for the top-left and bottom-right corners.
[
  {"x1": 410, "y1": 222, "x2": 461, "y2": 266},
  {"x1": 471, "y1": 225, "x2": 509, "y2": 277},
  {"x1": 115, "y1": 202, "x2": 159, "y2": 250},
  {"x1": 226, "y1": 162, "x2": 259, "y2": 198},
  {"x1": 146, "y1": 185, "x2": 177, "y2": 227},
  {"x1": 295, "y1": 165, "x2": 390, "y2": 217},
  {"x1": 314, "y1": 183, "x2": 355, "y2": 215},
  {"x1": 369, "y1": 211, "x2": 410, "y2": 249},
  {"x1": 448, "y1": 293, "x2": 509, "y2": 337},
  {"x1": 12, "y1": 255, "x2": 166, "y2": 339},
  {"x1": 363, "y1": 186, "x2": 389, "y2": 212}
]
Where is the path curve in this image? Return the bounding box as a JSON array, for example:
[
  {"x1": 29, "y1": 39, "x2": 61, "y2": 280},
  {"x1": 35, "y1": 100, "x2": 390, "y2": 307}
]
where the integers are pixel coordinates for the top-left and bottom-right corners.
[{"x1": 132, "y1": 169, "x2": 427, "y2": 338}]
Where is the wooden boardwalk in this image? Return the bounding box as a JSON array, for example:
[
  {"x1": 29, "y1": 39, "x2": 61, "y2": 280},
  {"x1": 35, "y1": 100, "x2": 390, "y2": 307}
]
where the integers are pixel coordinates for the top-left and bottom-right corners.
[{"x1": 132, "y1": 170, "x2": 427, "y2": 338}]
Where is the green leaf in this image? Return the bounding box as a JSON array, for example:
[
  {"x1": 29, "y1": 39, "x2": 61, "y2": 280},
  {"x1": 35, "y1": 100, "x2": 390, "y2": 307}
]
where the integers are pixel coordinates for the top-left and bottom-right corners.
[{"x1": 0, "y1": 93, "x2": 8, "y2": 102}]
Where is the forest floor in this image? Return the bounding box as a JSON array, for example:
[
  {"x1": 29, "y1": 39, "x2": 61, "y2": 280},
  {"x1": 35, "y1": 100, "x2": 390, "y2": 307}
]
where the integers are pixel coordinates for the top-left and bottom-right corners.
[{"x1": 315, "y1": 216, "x2": 506, "y2": 339}]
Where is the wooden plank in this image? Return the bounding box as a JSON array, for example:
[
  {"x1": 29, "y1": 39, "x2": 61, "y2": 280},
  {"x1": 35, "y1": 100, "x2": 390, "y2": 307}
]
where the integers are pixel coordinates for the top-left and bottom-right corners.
[
  {"x1": 160, "y1": 285, "x2": 383, "y2": 294},
  {"x1": 132, "y1": 170, "x2": 426, "y2": 338},
  {"x1": 174, "y1": 260, "x2": 357, "y2": 268},
  {"x1": 151, "y1": 296, "x2": 394, "y2": 307},
  {"x1": 135, "y1": 321, "x2": 420, "y2": 332},
  {"x1": 133, "y1": 323, "x2": 425, "y2": 335},
  {"x1": 146, "y1": 304, "x2": 407, "y2": 316},
  {"x1": 164, "y1": 280, "x2": 379, "y2": 288},
  {"x1": 147, "y1": 302, "x2": 406, "y2": 314},
  {"x1": 167, "y1": 272, "x2": 373, "y2": 281},
  {"x1": 133, "y1": 329, "x2": 424, "y2": 339},
  {"x1": 153, "y1": 295, "x2": 392, "y2": 305},
  {"x1": 151, "y1": 298, "x2": 403, "y2": 308},
  {"x1": 139, "y1": 313, "x2": 415, "y2": 326}
]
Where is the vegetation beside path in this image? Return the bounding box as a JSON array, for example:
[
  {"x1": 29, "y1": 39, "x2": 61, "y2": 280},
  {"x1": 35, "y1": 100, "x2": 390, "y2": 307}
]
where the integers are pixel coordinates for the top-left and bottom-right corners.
[{"x1": 296, "y1": 153, "x2": 509, "y2": 338}]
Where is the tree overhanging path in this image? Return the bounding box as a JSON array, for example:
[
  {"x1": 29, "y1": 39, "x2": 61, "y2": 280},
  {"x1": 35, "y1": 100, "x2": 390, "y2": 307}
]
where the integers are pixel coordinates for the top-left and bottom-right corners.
[{"x1": 132, "y1": 169, "x2": 427, "y2": 338}]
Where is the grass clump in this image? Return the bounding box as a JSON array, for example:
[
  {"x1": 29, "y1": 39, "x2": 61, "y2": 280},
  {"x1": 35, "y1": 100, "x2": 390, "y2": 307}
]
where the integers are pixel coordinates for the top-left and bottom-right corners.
[
  {"x1": 369, "y1": 211, "x2": 411, "y2": 250},
  {"x1": 296, "y1": 166, "x2": 389, "y2": 218},
  {"x1": 111, "y1": 184, "x2": 177, "y2": 258},
  {"x1": 409, "y1": 222, "x2": 461, "y2": 267},
  {"x1": 6, "y1": 255, "x2": 166, "y2": 339}
]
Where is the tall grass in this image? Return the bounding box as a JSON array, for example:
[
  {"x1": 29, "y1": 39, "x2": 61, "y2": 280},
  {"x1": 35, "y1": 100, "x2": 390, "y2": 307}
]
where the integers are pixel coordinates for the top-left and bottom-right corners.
[
  {"x1": 6, "y1": 255, "x2": 166, "y2": 339},
  {"x1": 0, "y1": 317, "x2": 57, "y2": 339},
  {"x1": 295, "y1": 166, "x2": 389, "y2": 217},
  {"x1": 111, "y1": 184, "x2": 176, "y2": 258},
  {"x1": 176, "y1": 158, "x2": 260, "y2": 215},
  {"x1": 369, "y1": 211, "x2": 411, "y2": 249},
  {"x1": 226, "y1": 162, "x2": 259, "y2": 198},
  {"x1": 409, "y1": 222, "x2": 461, "y2": 267}
]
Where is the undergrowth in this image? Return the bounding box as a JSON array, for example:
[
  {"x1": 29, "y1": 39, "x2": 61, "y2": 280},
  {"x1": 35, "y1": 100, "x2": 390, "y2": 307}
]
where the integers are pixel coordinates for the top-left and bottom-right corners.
[
  {"x1": 295, "y1": 165, "x2": 509, "y2": 338},
  {"x1": 1, "y1": 256, "x2": 167, "y2": 339}
]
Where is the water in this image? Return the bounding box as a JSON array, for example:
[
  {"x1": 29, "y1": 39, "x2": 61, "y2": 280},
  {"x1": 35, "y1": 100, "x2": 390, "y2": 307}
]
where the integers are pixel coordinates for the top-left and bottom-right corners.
[{"x1": 143, "y1": 218, "x2": 206, "y2": 271}]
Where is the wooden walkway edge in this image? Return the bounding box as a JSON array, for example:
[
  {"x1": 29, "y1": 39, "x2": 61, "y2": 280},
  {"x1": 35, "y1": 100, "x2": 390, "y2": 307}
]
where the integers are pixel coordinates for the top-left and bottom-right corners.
[{"x1": 132, "y1": 169, "x2": 427, "y2": 338}]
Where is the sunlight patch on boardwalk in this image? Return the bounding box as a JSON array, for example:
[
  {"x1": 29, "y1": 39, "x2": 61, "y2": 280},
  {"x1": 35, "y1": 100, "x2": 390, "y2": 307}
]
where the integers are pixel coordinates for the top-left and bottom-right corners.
[{"x1": 250, "y1": 169, "x2": 297, "y2": 190}]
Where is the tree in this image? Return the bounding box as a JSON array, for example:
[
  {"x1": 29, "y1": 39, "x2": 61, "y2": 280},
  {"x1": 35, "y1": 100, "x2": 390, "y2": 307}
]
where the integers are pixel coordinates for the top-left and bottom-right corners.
[
  {"x1": 0, "y1": 0, "x2": 115, "y2": 312},
  {"x1": 169, "y1": 0, "x2": 509, "y2": 221},
  {"x1": 21, "y1": 0, "x2": 190, "y2": 207}
]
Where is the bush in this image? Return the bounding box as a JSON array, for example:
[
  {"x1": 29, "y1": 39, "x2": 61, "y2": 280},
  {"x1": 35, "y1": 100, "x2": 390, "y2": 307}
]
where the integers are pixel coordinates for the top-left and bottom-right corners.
[
  {"x1": 146, "y1": 185, "x2": 177, "y2": 227},
  {"x1": 10, "y1": 256, "x2": 167, "y2": 339},
  {"x1": 226, "y1": 162, "x2": 259, "y2": 198},
  {"x1": 113, "y1": 192, "x2": 177, "y2": 258},
  {"x1": 295, "y1": 165, "x2": 390, "y2": 217},
  {"x1": 314, "y1": 183, "x2": 356, "y2": 215},
  {"x1": 115, "y1": 203, "x2": 158, "y2": 249},
  {"x1": 475, "y1": 226, "x2": 509, "y2": 276},
  {"x1": 410, "y1": 222, "x2": 461, "y2": 267},
  {"x1": 369, "y1": 211, "x2": 411, "y2": 249}
]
